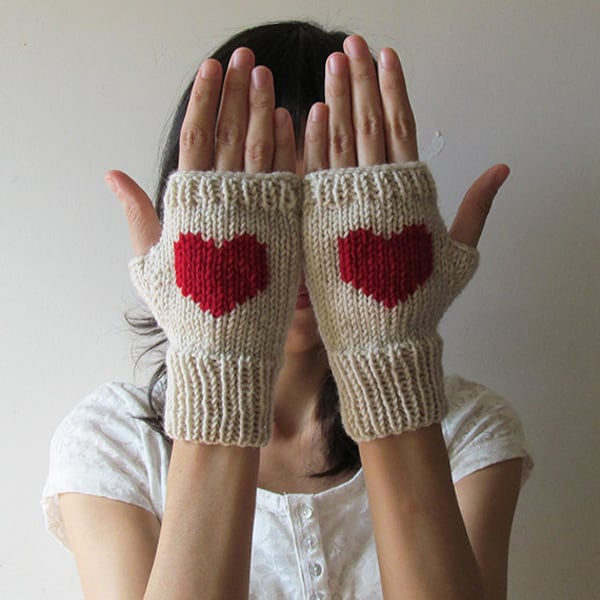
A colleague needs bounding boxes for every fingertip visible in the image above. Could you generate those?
[104,171,120,195]
[303,103,329,174]
[309,102,328,122]
[229,47,255,70]
[273,107,294,150]
[378,47,400,70]
[104,170,135,204]
[492,164,510,190]
[251,65,272,89]
[272,108,296,173]
[200,58,222,79]
[274,106,290,127]
[343,34,368,59]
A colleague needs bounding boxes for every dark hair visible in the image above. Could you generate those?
[127,20,361,479]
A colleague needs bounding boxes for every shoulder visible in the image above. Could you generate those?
[50,382,163,464]
[42,378,170,549]
[58,378,165,425]
[46,377,168,473]
[441,374,534,488]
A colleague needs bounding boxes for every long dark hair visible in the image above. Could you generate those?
[127,20,361,479]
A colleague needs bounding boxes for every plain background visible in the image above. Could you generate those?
[2,1,598,598]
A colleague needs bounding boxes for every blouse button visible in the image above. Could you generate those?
[309,593,324,600]
[300,505,313,519]
[309,562,322,577]
[305,534,317,549]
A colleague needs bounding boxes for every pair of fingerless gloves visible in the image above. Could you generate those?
[129,163,479,447]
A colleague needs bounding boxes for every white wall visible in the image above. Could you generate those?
[2,1,598,597]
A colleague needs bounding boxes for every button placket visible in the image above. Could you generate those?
[286,496,331,599]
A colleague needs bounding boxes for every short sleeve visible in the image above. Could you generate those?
[41,381,169,550]
[442,375,535,489]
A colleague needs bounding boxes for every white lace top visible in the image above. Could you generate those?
[41,374,534,599]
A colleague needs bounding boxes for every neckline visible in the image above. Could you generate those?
[256,466,365,515]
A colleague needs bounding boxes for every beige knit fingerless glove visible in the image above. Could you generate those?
[303,162,479,442]
[129,171,302,447]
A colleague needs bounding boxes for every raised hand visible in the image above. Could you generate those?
[303,34,509,249]
[107,48,303,446]
[105,48,296,258]
[300,34,502,442]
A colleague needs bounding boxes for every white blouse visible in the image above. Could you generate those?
[41,374,534,599]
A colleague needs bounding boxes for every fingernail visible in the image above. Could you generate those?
[379,48,399,70]
[274,108,288,127]
[344,35,366,59]
[104,174,119,194]
[231,48,249,69]
[310,103,327,122]
[493,165,510,189]
[252,66,269,88]
[328,54,346,75]
[201,59,219,78]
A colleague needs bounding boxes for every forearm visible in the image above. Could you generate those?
[359,424,484,600]
[144,440,260,600]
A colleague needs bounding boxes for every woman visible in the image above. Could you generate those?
[42,21,534,599]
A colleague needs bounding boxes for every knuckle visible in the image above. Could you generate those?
[325,81,347,99]
[380,72,403,93]
[330,131,353,156]
[216,123,243,146]
[245,140,271,164]
[389,115,416,142]
[352,67,377,85]
[191,79,216,104]
[180,125,211,151]
[223,77,245,96]
[304,126,322,145]
[250,93,273,111]
[357,113,383,138]
[124,200,144,229]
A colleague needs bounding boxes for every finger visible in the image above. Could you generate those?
[377,47,418,163]
[449,164,510,248]
[214,47,255,171]
[178,59,222,171]
[303,103,329,174]
[343,35,385,166]
[244,66,275,173]
[272,108,296,173]
[325,52,356,168]
[105,170,162,257]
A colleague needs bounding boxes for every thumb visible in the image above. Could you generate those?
[105,170,162,256]
[448,164,510,248]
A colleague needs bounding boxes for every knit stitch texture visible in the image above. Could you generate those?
[302,161,479,442]
[129,170,303,446]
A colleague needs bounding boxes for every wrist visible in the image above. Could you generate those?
[164,348,280,446]
[330,333,447,442]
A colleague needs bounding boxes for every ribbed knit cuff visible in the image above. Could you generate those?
[329,334,448,442]
[164,348,280,447]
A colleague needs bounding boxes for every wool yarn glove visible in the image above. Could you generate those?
[129,171,302,447]
[302,162,479,442]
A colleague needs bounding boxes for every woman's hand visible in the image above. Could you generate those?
[105,48,296,256]
[303,34,510,249]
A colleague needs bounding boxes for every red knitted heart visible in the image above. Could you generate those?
[338,224,433,308]
[174,232,268,317]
